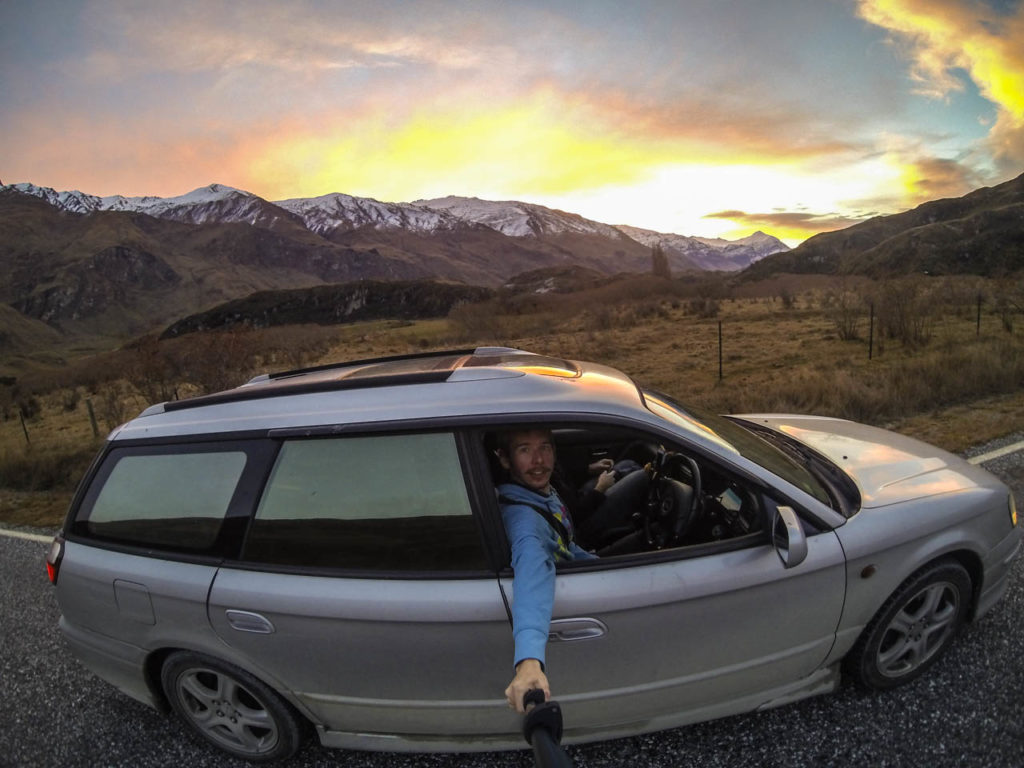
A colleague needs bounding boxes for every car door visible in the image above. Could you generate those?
[493,428,847,734]
[207,431,517,742]
[503,521,846,733]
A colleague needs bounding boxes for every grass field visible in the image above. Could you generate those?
[2,274,1022,529]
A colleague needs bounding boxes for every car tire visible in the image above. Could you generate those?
[845,559,972,690]
[161,651,306,762]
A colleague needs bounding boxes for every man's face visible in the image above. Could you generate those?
[500,430,555,493]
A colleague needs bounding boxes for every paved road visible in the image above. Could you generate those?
[2,439,1022,768]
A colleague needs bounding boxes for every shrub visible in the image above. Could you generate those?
[688,298,720,318]
[17,395,41,421]
[822,282,866,341]
[0,443,99,492]
[874,277,935,347]
[447,299,512,342]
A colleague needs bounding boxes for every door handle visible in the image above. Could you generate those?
[548,617,607,642]
[225,609,275,634]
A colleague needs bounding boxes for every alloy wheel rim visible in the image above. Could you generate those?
[176,666,280,754]
[876,580,960,678]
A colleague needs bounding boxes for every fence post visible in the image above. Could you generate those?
[868,303,875,360]
[19,408,30,447]
[86,397,100,438]
[718,321,723,381]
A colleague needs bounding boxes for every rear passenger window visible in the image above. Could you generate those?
[72,446,250,552]
[244,432,487,572]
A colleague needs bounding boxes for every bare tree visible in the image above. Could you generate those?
[651,244,671,279]
[823,279,866,340]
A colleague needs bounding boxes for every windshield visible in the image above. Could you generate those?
[642,390,832,506]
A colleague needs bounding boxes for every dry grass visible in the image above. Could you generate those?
[2,274,1021,530]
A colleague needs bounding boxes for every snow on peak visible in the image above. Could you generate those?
[5,182,103,214]
[616,224,789,271]
[174,183,249,204]
[414,196,625,239]
[275,192,460,234]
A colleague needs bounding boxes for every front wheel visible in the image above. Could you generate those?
[845,560,971,690]
[161,651,305,762]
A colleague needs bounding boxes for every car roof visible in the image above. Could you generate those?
[113,347,662,441]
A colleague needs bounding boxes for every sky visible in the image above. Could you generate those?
[1,0,1023,246]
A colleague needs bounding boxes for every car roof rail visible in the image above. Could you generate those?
[160,346,534,413]
[255,347,480,383]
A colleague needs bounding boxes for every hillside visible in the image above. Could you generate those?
[162,280,494,337]
[744,171,1024,278]
[0,189,408,341]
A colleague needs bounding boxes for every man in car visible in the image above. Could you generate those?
[495,427,602,713]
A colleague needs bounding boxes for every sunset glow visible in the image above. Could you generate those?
[2,0,1022,245]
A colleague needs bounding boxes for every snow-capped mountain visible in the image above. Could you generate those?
[6,183,107,215]
[618,225,788,271]
[275,192,463,235]
[414,196,630,240]
[5,181,785,271]
[8,182,305,230]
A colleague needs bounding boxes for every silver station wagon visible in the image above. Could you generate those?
[47,348,1021,762]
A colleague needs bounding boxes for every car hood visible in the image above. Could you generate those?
[733,414,992,509]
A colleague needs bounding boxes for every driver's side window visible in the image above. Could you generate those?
[488,424,767,562]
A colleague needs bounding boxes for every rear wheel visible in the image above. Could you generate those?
[161,651,305,762]
[845,560,971,690]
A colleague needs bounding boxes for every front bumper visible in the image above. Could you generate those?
[976,524,1023,620]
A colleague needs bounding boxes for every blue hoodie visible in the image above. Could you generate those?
[498,482,597,668]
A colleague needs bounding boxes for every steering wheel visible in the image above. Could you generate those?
[644,450,702,549]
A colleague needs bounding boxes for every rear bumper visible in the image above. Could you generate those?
[59,616,163,710]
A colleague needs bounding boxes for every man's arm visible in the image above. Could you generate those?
[501,504,559,711]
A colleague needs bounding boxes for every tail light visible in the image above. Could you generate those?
[46,535,65,585]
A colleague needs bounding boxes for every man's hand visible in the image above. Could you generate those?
[594,468,616,494]
[505,658,550,713]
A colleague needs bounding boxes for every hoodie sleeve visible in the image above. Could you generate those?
[501,502,560,669]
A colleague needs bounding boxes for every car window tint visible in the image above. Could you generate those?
[79,450,247,550]
[244,432,487,571]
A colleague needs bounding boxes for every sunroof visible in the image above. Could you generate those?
[266,348,474,380]
[462,353,579,377]
[342,353,468,379]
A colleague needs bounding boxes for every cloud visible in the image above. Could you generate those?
[559,89,868,165]
[855,0,1024,173]
[900,154,988,199]
[703,209,869,241]
[65,0,875,169]
[75,0,529,81]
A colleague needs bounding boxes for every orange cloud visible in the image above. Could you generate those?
[897,155,988,202]
[704,209,867,243]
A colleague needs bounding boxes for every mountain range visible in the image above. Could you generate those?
[6,181,787,273]
[0,181,787,361]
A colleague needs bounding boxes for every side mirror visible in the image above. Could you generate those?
[772,506,807,569]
